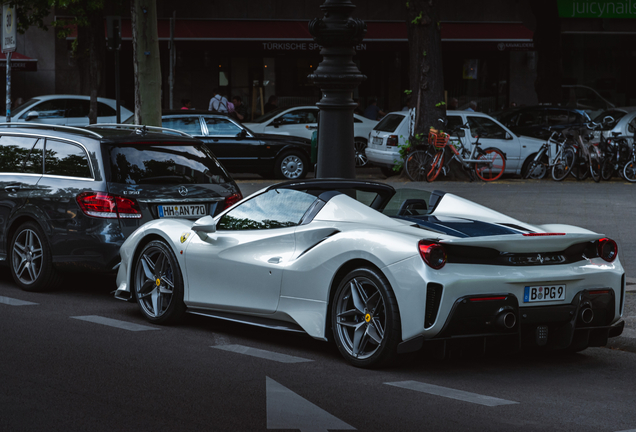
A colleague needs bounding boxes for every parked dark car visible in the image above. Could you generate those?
[160,111,313,180]
[0,123,241,292]
[496,106,590,140]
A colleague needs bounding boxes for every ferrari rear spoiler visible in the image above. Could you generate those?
[439,233,603,253]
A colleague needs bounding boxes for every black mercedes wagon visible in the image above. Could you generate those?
[0,123,242,291]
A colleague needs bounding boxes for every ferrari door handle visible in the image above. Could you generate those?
[4,184,21,192]
[267,257,282,264]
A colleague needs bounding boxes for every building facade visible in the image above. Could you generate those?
[4,0,633,119]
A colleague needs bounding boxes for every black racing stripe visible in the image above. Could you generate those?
[445,241,599,266]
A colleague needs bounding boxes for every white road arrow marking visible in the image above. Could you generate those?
[266,377,355,432]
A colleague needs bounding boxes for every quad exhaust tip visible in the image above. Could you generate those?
[580,307,594,324]
[496,311,517,329]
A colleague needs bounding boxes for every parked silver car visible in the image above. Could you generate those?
[10,95,133,125]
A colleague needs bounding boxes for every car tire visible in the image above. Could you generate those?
[331,267,401,368]
[354,138,369,167]
[9,221,61,292]
[133,240,186,325]
[275,151,308,180]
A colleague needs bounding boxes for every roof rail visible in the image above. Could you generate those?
[88,123,193,138]
[0,122,104,139]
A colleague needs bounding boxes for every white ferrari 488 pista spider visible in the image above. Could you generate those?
[114,179,625,367]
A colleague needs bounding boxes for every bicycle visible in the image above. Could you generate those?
[425,126,506,182]
[623,144,636,182]
[566,123,602,182]
[523,128,576,181]
[600,132,631,181]
[404,144,437,182]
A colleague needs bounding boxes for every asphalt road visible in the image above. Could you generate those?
[1,170,635,432]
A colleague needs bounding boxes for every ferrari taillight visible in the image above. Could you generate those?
[419,240,446,269]
[597,238,618,262]
[223,192,243,210]
[76,192,142,219]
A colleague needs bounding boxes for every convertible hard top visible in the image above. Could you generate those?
[267,178,446,212]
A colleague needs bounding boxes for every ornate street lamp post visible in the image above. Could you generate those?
[309,0,366,179]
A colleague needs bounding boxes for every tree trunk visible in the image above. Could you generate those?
[130,0,162,126]
[76,3,105,124]
[406,0,445,138]
[531,0,562,104]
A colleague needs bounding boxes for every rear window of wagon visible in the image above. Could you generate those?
[107,144,231,185]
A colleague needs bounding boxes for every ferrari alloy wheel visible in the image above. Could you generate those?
[134,240,186,324]
[275,151,307,180]
[332,268,401,368]
[354,139,369,167]
[10,222,61,292]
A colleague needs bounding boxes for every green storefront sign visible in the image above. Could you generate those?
[558,0,636,18]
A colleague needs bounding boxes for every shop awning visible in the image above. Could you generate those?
[112,19,533,44]
[0,52,38,71]
[68,19,533,52]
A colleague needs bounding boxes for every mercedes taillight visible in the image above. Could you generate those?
[76,192,142,219]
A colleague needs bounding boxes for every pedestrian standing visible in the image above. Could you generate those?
[208,89,229,113]
[264,95,278,113]
[180,99,191,110]
[363,99,385,120]
[232,96,248,121]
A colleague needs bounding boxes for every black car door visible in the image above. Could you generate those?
[0,135,43,259]
[202,117,264,171]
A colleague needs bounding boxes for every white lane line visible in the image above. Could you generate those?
[211,344,313,363]
[385,380,519,407]
[70,315,159,331]
[267,377,355,432]
[0,296,38,306]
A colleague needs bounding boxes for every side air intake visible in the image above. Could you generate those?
[425,283,443,328]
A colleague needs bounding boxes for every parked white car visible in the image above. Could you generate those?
[10,95,133,125]
[244,106,378,166]
[366,110,544,177]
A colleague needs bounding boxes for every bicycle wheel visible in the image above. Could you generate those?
[524,160,547,180]
[623,161,636,182]
[426,149,444,182]
[405,150,431,182]
[474,148,505,181]
[551,146,576,181]
[572,152,589,181]
[588,146,601,183]
[601,156,615,181]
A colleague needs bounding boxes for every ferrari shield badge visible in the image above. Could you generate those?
[180,232,191,243]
